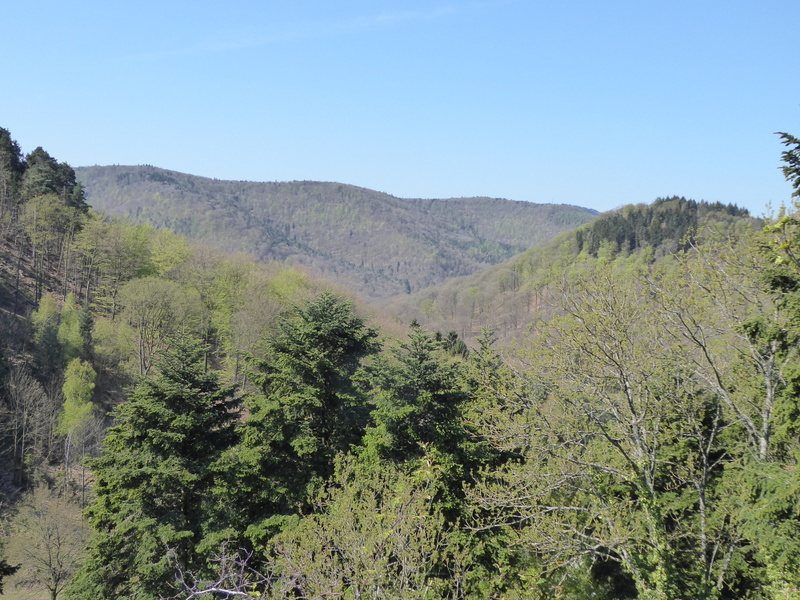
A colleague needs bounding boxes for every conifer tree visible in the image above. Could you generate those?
[69,337,239,600]
[78,301,93,360]
[225,291,379,545]
[366,325,471,469]
[21,147,87,210]
[0,127,24,214]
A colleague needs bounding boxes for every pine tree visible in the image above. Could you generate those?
[68,337,240,600]
[21,146,87,211]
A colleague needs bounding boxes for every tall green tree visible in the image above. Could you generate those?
[31,293,63,383]
[0,561,19,596]
[0,127,24,216]
[69,337,240,600]
[57,293,83,363]
[471,257,742,600]
[58,358,96,492]
[361,326,511,597]
[265,458,451,600]
[225,291,379,546]
[73,218,153,315]
[364,325,477,504]
[21,147,87,211]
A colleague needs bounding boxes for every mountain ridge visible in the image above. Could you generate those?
[75,165,598,301]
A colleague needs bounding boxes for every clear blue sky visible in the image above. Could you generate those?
[3,0,799,214]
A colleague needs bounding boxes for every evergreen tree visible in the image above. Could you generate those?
[0,560,19,595]
[0,127,24,212]
[68,337,240,600]
[365,325,473,478]
[78,301,93,360]
[21,147,87,211]
[225,291,379,545]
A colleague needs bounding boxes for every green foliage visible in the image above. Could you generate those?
[59,359,95,437]
[148,227,191,276]
[75,165,597,300]
[225,292,379,544]
[366,326,471,472]
[69,337,240,600]
[58,293,83,363]
[74,217,156,317]
[264,458,451,599]
[0,560,19,596]
[575,196,749,257]
[118,277,202,375]
[22,147,87,211]
[5,126,800,600]
[0,127,25,211]
[777,132,800,199]
[31,293,64,382]
[21,194,82,258]
[78,301,93,360]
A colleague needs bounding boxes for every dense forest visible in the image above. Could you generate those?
[75,165,597,301]
[385,195,758,343]
[2,126,800,600]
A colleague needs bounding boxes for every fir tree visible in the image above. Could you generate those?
[68,336,240,600]
[225,291,379,545]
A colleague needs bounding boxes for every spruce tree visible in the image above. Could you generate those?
[68,336,239,600]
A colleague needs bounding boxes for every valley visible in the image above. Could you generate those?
[2,125,799,600]
[75,165,597,301]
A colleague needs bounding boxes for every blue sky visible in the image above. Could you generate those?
[2,1,799,214]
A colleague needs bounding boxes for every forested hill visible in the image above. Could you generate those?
[575,196,750,255]
[386,196,754,339]
[75,165,597,301]
[9,125,800,599]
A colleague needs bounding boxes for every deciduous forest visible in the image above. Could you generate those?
[2,125,800,600]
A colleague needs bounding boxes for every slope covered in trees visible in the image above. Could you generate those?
[386,196,754,342]
[75,165,597,301]
[4,125,800,600]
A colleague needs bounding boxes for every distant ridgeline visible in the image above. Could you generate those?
[575,196,750,256]
[75,165,599,301]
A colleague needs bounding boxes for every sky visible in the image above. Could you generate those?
[2,1,799,215]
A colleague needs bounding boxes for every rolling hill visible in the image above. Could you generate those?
[384,196,754,341]
[75,165,597,301]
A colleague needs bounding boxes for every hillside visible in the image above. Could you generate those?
[75,165,597,301]
[8,125,800,599]
[386,196,755,340]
